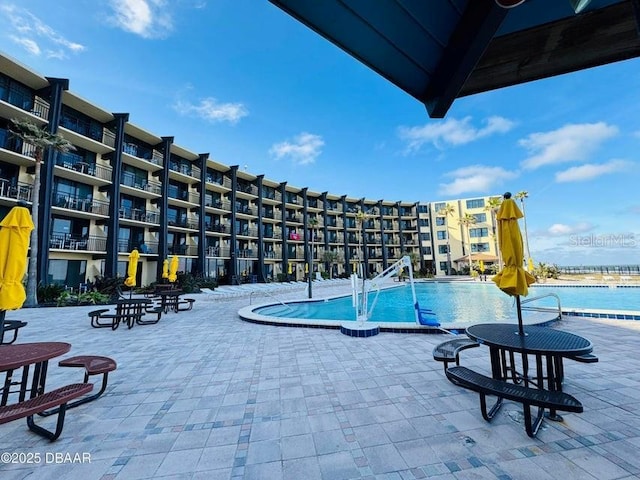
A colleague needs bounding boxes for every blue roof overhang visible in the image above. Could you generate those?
[268,0,640,117]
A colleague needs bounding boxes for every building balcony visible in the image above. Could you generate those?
[119,207,160,224]
[50,233,107,252]
[0,178,32,203]
[52,194,109,216]
[168,244,198,256]
[168,218,199,230]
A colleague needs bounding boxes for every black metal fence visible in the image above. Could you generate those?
[559,265,640,275]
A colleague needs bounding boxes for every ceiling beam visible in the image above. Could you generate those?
[461,0,640,97]
[422,0,508,118]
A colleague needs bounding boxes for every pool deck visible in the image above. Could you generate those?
[2,281,640,480]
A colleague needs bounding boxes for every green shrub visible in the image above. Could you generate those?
[38,283,65,304]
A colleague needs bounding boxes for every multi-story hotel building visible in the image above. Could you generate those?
[0,53,498,288]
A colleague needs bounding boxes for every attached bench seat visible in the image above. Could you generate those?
[446,366,583,437]
[177,298,195,311]
[571,353,599,363]
[40,356,117,416]
[0,383,93,441]
[1,320,28,345]
[432,337,480,370]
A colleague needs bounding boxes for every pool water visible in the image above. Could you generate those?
[255,283,640,325]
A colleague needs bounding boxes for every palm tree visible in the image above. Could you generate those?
[9,118,75,307]
[438,204,456,275]
[307,216,319,298]
[515,191,531,262]
[484,196,503,269]
[458,213,477,275]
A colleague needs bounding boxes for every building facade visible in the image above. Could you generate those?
[0,53,498,287]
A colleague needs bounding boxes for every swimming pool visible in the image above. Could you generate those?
[250,282,640,326]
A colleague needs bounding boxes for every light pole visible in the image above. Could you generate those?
[307,217,318,298]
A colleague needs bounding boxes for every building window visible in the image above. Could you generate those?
[417,205,429,213]
[434,202,446,212]
[420,232,431,241]
[435,217,445,226]
[439,261,448,271]
[438,245,449,254]
[472,213,487,223]
[469,228,489,238]
[418,218,429,227]
[437,231,447,240]
[422,246,432,255]
[471,243,490,252]
[47,259,87,287]
[466,198,485,209]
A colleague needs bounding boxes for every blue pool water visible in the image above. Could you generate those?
[255,283,640,325]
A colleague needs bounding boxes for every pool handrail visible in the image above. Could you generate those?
[521,293,562,320]
[249,289,295,313]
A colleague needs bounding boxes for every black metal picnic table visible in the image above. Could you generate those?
[466,323,593,420]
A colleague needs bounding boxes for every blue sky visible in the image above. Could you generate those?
[1,0,639,266]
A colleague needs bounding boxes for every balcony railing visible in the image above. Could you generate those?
[50,233,107,252]
[102,129,116,148]
[168,244,198,256]
[236,204,254,215]
[119,207,160,224]
[206,199,231,210]
[206,175,232,188]
[56,154,112,181]
[235,227,258,237]
[169,163,201,179]
[52,194,109,215]
[168,191,200,204]
[0,178,32,202]
[238,183,258,195]
[121,174,162,194]
[168,218,199,229]
[123,143,163,166]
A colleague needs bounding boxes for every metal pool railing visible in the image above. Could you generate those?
[521,293,563,320]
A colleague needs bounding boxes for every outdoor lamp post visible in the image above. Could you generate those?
[308,217,318,298]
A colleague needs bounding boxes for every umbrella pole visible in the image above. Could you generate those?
[0,310,5,343]
[516,295,525,336]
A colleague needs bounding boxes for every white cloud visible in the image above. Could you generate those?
[438,165,517,196]
[108,0,173,39]
[173,98,248,124]
[398,115,515,152]
[269,133,324,166]
[545,222,594,236]
[555,159,633,183]
[1,4,86,58]
[519,122,618,170]
[8,35,40,55]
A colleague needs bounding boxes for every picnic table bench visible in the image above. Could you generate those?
[432,337,479,371]
[446,366,583,437]
[0,383,93,441]
[89,299,162,330]
[1,320,28,345]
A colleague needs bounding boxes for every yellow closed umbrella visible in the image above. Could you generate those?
[124,249,139,298]
[0,206,34,309]
[162,259,169,280]
[168,255,179,283]
[288,263,293,275]
[528,257,535,273]
[479,259,485,273]
[0,206,34,341]
[492,193,536,335]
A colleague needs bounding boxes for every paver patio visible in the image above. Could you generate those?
[1,281,639,480]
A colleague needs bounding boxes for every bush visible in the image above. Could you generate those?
[38,283,65,304]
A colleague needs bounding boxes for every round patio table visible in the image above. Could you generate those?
[466,324,593,420]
